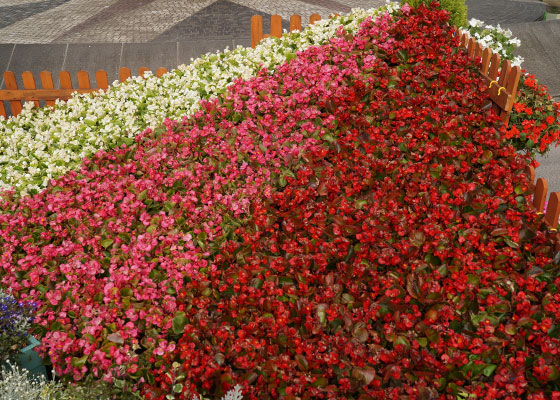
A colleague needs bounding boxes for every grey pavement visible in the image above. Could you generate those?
[1,0,560,193]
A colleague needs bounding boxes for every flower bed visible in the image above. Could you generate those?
[140,7,560,400]
[0,5,400,198]
[1,3,559,399]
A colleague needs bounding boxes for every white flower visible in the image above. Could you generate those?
[468,18,484,28]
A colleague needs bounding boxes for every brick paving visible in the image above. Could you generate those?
[0,0,387,43]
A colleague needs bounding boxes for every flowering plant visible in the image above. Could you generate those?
[0,288,36,362]
[507,73,560,156]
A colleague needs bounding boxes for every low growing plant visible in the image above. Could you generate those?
[507,73,560,156]
[0,288,36,362]
[0,360,60,400]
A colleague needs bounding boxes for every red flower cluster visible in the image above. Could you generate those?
[507,73,560,155]
[141,5,560,400]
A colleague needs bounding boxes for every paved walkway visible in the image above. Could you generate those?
[1,0,560,191]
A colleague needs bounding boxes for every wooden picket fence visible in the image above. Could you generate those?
[451,26,521,125]
[526,165,560,249]
[0,67,169,119]
[250,13,325,49]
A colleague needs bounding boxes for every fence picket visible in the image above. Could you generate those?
[138,67,150,78]
[96,70,109,90]
[40,71,56,107]
[156,67,168,78]
[4,71,22,116]
[481,48,492,75]
[59,71,73,91]
[77,70,91,90]
[467,37,475,58]
[534,178,548,213]
[309,14,321,25]
[474,42,482,60]
[22,71,39,108]
[545,192,560,229]
[501,65,521,124]
[290,15,301,32]
[271,15,282,38]
[251,15,263,49]
[119,67,131,82]
[488,53,500,81]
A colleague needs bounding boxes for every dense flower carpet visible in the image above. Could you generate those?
[1,2,560,399]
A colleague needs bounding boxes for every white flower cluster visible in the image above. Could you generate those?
[0,361,60,400]
[467,18,524,67]
[0,4,401,197]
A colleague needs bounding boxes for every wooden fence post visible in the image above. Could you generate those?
[545,192,560,229]
[96,70,109,90]
[119,67,132,82]
[270,15,282,38]
[40,71,56,107]
[22,71,39,108]
[5,71,22,116]
[251,15,263,49]
[309,14,321,25]
[290,15,302,32]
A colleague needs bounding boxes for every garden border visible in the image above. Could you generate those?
[0,67,169,119]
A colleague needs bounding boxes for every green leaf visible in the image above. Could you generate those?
[71,355,88,367]
[101,239,113,249]
[172,311,188,335]
[173,383,183,393]
[483,364,497,377]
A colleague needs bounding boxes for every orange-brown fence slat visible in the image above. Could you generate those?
[138,67,150,78]
[77,70,91,90]
[22,71,39,108]
[492,59,511,115]
[156,67,168,78]
[460,32,468,47]
[481,48,492,75]
[545,192,560,228]
[59,71,73,91]
[309,14,321,25]
[40,71,56,107]
[4,71,22,116]
[488,53,500,81]
[474,42,482,60]
[527,165,536,186]
[251,15,263,48]
[467,37,475,59]
[290,14,302,32]
[119,67,131,82]
[534,178,548,213]
[95,70,109,90]
[270,15,282,38]
[501,65,521,124]
[0,101,6,119]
